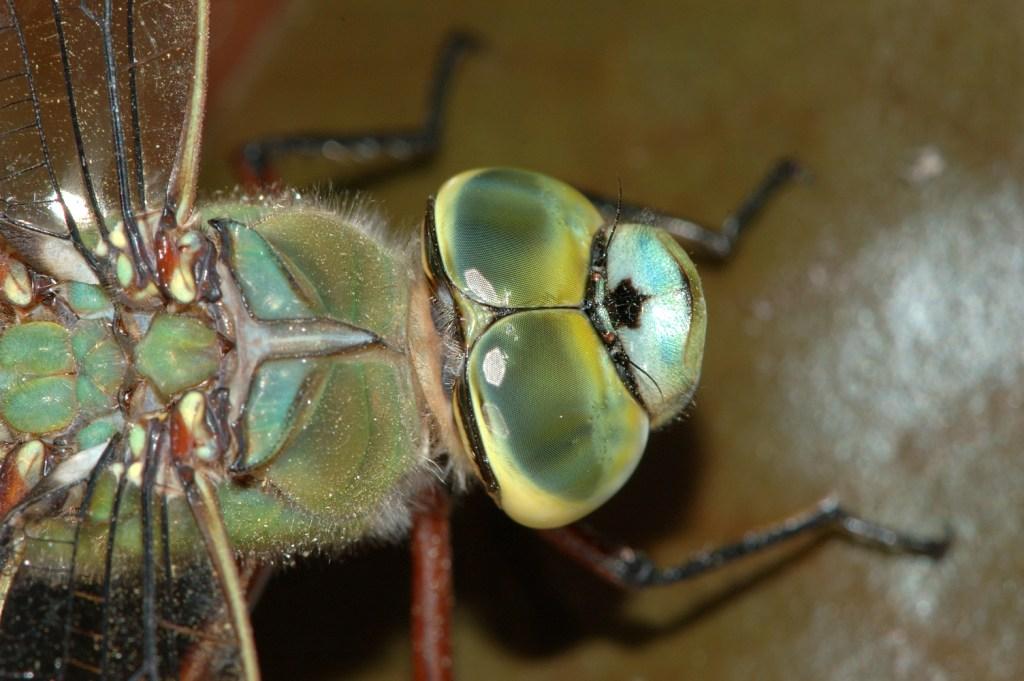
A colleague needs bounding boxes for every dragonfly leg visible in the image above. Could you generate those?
[538,497,951,589]
[237,32,480,188]
[410,484,454,681]
[585,158,803,261]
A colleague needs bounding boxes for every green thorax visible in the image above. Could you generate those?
[0,282,224,452]
[8,199,428,573]
[197,200,425,552]
[0,287,127,440]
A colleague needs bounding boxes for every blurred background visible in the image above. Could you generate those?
[201,2,1024,679]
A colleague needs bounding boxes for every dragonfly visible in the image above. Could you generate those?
[0,1,950,679]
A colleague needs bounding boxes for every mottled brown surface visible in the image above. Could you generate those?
[202,2,1024,679]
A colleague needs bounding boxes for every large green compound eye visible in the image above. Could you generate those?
[459,309,649,528]
[433,168,604,308]
[605,224,706,427]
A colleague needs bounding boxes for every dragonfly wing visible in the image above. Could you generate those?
[0,0,208,293]
[0,433,253,680]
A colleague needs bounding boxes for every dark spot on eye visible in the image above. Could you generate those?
[607,278,648,329]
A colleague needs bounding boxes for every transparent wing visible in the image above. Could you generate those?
[0,1,253,676]
[0,434,252,680]
[0,0,207,291]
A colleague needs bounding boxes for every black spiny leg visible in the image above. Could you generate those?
[586,158,803,260]
[237,31,480,188]
[539,497,950,589]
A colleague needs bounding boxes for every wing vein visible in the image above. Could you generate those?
[0,160,44,182]
[125,0,148,217]
[97,451,129,677]
[137,424,161,679]
[96,0,154,287]
[58,438,119,681]
[15,0,106,277]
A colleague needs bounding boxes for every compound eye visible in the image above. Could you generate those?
[605,224,706,428]
[458,309,649,528]
[433,168,603,308]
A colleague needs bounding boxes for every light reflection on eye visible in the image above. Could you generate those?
[481,402,509,438]
[482,347,507,387]
[464,267,504,305]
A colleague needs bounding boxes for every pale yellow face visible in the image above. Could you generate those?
[429,168,706,528]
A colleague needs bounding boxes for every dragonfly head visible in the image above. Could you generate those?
[426,168,706,529]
